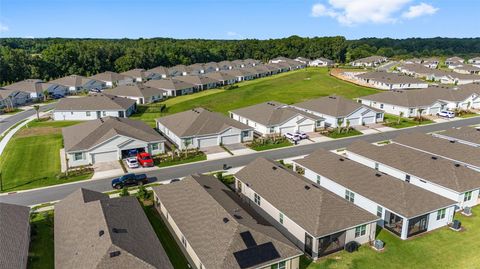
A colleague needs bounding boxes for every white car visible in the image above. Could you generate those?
[284,132,300,141]
[295,131,309,139]
[125,157,139,168]
[437,110,455,118]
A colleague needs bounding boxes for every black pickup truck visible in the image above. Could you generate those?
[111,173,148,189]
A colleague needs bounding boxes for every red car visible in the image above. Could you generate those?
[137,152,154,167]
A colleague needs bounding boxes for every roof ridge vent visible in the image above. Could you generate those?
[431,156,438,160]
[339,158,344,161]
[375,173,382,177]
[304,185,311,190]
[454,163,461,167]
[272,166,277,170]
[223,217,229,223]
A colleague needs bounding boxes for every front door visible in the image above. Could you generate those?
[305,233,313,257]
[118,111,125,118]
[96,111,101,119]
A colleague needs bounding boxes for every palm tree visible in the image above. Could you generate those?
[336,118,344,134]
[345,119,351,133]
[170,144,177,160]
[417,109,425,123]
[33,105,40,120]
[42,90,49,102]
[398,112,404,125]
[183,139,191,158]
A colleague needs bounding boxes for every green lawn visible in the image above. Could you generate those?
[0,120,90,192]
[131,68,380,126]
[143,206,190,268]
[326,128,362,139]
[28,211,54,269]
[157,153,207,168]
[458,113,480,118]
[383,114,434,129]
[2,108,23,115]
[249,139,293,151]
[304,206,480,269]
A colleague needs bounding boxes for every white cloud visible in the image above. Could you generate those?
[227,31,244,39]
[0,23,9,33]
[402,3,438,19]
[311,0,422,25]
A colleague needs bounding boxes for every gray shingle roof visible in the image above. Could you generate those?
[0,203,30,269]
[356,71,426,84]
[62,116,164,152]
[351,56,387,64]
[204,72,237,82]
[89,71,132,82]
[231,101,323,126]
[152,175,302,269]
[55,94,136,111]
[296,148,456,218]
[120,68,154,79]
[393,132,480,169]
[144,78,194,90]
[55,188,173,269]
[50,75,98,88]
[294,95,379,117]
[147,66,168,76]
[156,108,252,138]
[174,75,218,86]
[3,79,43,94]
[103,84,166,99]
[235,158,378,237]
[437,126,480,145]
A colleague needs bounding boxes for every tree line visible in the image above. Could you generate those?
[1,36,479,85]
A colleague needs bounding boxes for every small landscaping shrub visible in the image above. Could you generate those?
[119,187,129,197]
[224,84,239,90]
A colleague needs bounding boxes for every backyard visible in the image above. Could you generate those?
[131,68,380,127]
[0,119,92,192]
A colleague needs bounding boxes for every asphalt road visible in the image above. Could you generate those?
[0,103,57,134]
[2,116,480,206]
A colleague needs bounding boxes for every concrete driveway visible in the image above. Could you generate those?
[202,146,232,160]
[92,161,124,179]
[224,143,256,155]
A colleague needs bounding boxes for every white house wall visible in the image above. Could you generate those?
[54,110,126,121]
[230,113,317,136]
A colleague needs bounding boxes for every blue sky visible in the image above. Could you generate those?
[0,0,478,39]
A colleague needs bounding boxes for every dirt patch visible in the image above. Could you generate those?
[16,126,61,137]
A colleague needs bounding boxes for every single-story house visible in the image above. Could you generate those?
[433,126,480,148]
[147,66,168,79]
[53,94,136,121]
[50,75,105,93]
[224,69,255,82]
[89,71,134,88]
[422,58,439,69]
[121,68,159,82]
[175,75,218,91]
[0,89,31,107]
[294,148,456,240]
[234,157,379,260]
[186,63,205,75]
[3,79,44,99]
[203,62,220,73]
[103,84,166,104]
[40,82,69,96]
[350,56,388,67]
[55,188,173,269]
[345,140,480,210]
[294,57,311,65]
[244,58,261,67]
[468,57,480,66]
[204,72,237,85]
[167,65,188,77]
[393,132,480,172]
[250,65,272,78]
[217,61,233,71]
[145,78,195,97]
[230,101,324,136]
[354,71,429,90]
[292,95,384,127]
[62,117,165,167]
[0,202,30,269]
[269,56,292,64]
[231,59,246,69]
[453,64,480,75]
[156,107,253,149]
[310,57,334,67]
[153,174,303,269]
[446,57,464,65]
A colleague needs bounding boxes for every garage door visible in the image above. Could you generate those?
[473,101,480,108]
[347,118,360,126]
[298,124,313,133]
[362,116,375,125]
[429,107,440,115]
[91,151,117,164]
[221,135,240,145]
[198,137,218,148]
[279,126,296,134]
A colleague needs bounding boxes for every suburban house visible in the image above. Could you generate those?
[393,132,480,171]
[294,57,311,65]
[175,75,219,90]
[294,148,456,240]
[3,79,45,99]
[217,60,233,70]
[203,62,220,73]
[269,56,291,64]
[55,188,173,269]
[145,78,195,97]
[446,57,464,66]
[89,71,134,88]
[453,64,480,75]
[422,58,439,69]
[230,101,324,136]
[0,89,31,107]
[147,66,169,79]
[53,94,136,121]
[292,95,384,127]
[50,75,105,93]
[186,63,205,75]
[103,84,166,104]
[40,82,69,96]
[234,157,378,260]
[397,63,480,85]
[152,174,303,269]
[121,68,159,82]
[350,56,388,67]
[468,57,480,65]
[433,126,480,148]
[0,203,30,269]
[231,59,246,69]
[168,65,188,77]
[62,117,165,166]
[156,108,253,149]
[310,57,334,67]
[357,86,480,117]
[204,72,237,85]
[345,140,480,210]
[354,71,429,90]
[225,69,256,82]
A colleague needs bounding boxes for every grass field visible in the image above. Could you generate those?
[326,128,363,139]
[28,211,54,269]
[383,114,434,129]
[0,120,91,192]
[131,68,380,126]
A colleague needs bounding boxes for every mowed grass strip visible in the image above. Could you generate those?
[28,211,54,269]
[132,68,380,126]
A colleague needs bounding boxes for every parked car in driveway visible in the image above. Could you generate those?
[111,173,148,189]
[137,152,154,167]
[295,130,309,139]
[437,110,455,118]
[125,157,139,168]
[284,132,300,141]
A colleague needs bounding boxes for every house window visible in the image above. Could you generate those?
[269,127,275,133]
[271,261,286,269]
[102,111,106,116]
[374,162,379,170]
[316,175,321,185]
[73,152,83,161]
[345,190,355,203]
[355,225,367,238]
[410,108,414,114]
[181,235,187,248]
[464,191,473,202]
[380,104,384,109]
[241,131,250,138]
[254,193,261,206]
[405,174,411,182]
[151,143,159,150]
[316,120,322,127]
[377,206,383,218]
[86,111,91,116]
[279,212,284,225]
[437,208,446,220]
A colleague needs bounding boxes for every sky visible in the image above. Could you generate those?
[0,0,478,39]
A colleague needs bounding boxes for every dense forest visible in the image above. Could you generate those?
[1,36,479,85]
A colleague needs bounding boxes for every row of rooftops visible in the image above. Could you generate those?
[355,71,427,85]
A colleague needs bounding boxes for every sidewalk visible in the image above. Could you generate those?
[0,112,48,156]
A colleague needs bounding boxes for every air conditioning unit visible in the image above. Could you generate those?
[451,220,462,231]
[463,207,472,216]
[373,239,385,250]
